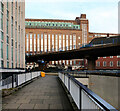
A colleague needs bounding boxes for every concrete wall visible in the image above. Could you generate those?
[88,75,119,110]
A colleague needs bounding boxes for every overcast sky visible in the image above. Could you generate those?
[25,0,119,33]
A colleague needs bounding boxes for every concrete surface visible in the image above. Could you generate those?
[2,75,73,110]
[89,75,119,110]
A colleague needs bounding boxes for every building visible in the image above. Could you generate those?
[25,14,120,70]
[0,0,25,74]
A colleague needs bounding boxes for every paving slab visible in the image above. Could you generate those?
[2,75,73,110]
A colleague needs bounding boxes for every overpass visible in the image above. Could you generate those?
[26,44,120,70]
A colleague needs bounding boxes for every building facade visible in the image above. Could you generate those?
[25,14,120,70]
[0,0,25,71]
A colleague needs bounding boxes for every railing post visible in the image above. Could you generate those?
[79,86,82,110]
[68,76,70,92]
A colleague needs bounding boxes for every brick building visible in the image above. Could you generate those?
[25,14,120,70]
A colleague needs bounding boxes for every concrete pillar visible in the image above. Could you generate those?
[87,57,97,70]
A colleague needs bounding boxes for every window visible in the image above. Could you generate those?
[117,61,120,67]
[103,61,106,67]
[1,60,4,68]
[59,34,61,51]
[66,35,68,50]
[41,34,43,52]
[96,61,100,67]
[7,44,9,60]
[44,34,47,52]
[74,60,76,65]
[11,47,13,61]
[37,34,40,51]
[48,34,50,51]
[7,61,9,68]
[103,57,106,58]
[63,35,65,51]
[34,34,36,51]
[1,13,3,30]
[1,31,4,40]
[70,35,72,50]
[52,34,54,51]
[117,55,120,58]
[110,56,113,58]
[30,34,32,51]
[110,61,113,67]
[73,35,76,49]
[7,36,9,44]
[1,42,3,59]
[1,2,4,12]
[70,61,72,65]
[7,19,9,34]
[56,35,58,51]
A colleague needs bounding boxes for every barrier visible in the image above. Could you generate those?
[59,72,117,110]
[0,71,41,90]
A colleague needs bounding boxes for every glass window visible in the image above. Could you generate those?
[7,36,9,44]
[41,34,43,52]
[110,56,113,58]
[103,61,106,67]
[37,34,40,51]
[110,61,113,67]
[1,42,3,59]
[96,61,100,67]
[70,35,72,50]
[117,61,120,67]
[11,47,13,61]
[30,34,32,51]
[44,34,47,52]
[48,34,50,51]
[1,31,4,40]
[117,55,120,58]
[7,19,9,34]
[52,34,54,51]
[34,34,36,51]
[63,35,65,51]
[1,2,4,12]
[1,60,4,68]
[7,61,9,68]
[56,35,58,51]
[7,45,9,60]
[1,13,3,30]
[66,35,68,50]
[59,34,61,51]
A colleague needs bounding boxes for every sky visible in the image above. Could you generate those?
[25,0,119,33]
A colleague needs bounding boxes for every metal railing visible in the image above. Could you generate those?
[61,70,120,77]
[59,72,117,110]
[0,71,41,90]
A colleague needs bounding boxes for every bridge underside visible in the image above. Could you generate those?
[26,44,120,70]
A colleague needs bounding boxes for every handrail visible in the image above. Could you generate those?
[61,70,120,77]
[59,72,117,110]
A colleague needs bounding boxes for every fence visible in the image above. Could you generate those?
[0,71,41,90]
[59,72,117,110]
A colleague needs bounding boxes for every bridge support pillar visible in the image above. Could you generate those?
[87,57,97,70]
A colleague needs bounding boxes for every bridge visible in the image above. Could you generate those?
[26,44,120,70]
[1,71,118,110]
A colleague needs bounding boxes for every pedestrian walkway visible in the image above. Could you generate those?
[2,75,73,110]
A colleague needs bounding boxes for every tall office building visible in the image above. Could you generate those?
[25,14,120,70]
[0,0,25,72]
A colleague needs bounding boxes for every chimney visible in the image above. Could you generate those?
[80,14,86,19]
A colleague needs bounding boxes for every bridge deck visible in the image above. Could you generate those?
[2,75,73,110]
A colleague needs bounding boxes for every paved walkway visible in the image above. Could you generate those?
[2,75,73,110]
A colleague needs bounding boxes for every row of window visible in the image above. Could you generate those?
[26,34,77,52]
[99,56,120,59]
[96,61,120,67]
[26,21,80,29]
